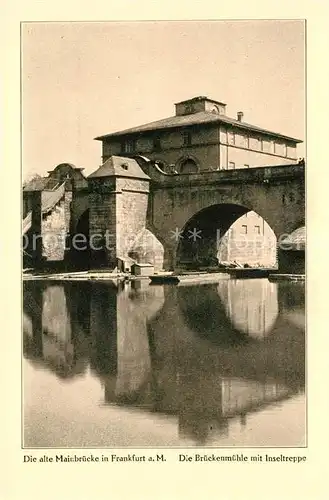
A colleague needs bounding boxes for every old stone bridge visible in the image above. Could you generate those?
[145,160,305,269]
[23,158,305,271]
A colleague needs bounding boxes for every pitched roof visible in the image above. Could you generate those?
[41,183,66,213]
[95,111,302,143]
[88,155,150,180]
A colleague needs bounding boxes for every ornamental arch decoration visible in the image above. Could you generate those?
[177,155,200,174]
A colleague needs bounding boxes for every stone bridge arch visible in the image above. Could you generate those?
[148,166,305,269]
[175,202,278,268]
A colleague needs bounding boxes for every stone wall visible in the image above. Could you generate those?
[116,178,149,259]
[89,191,117,266]
[41,192,72,262]
[24,191,42,264]
[64,191,72,232]
[41,201,66,261]
[88,176,153,268]
[102,124,297,173]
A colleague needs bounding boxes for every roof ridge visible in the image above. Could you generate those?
[95,110,302,143]
[88,155,150,180]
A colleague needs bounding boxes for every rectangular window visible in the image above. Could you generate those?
[122,140,135,154]
[274,141,285,155]
[254,225,261,235]
[228,161,235,170]
[228,131,235,145]
[262,139,271,152]
[183,130,192,146]
[287,144,296,158]
[153,136,161,151]
[241,225,248,234]
[249,137,260,150]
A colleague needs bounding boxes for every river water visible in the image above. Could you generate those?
[23,278,305,448]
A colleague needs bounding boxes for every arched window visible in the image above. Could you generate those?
[180,158,198,174]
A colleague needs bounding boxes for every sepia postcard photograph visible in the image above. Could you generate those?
[21,19,307,451]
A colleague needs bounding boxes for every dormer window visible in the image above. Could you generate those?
[122,139,135,154]
[183,130,192,146]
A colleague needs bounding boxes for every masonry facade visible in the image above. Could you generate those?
[96,96,302,267]
[87,156,159,268]
[23,164,89,266]
[23,96,304,272]
[97,96,300,174]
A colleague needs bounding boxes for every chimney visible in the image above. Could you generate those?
[237,111,244,122]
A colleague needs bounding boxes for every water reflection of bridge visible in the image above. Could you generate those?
[23,278,305,444]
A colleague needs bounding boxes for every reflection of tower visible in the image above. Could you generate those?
[65,282,92,372]
[23,282,91,377]
[217,279,278,338]
[23,282,43,358]
[89,282,118,377]
[93,281,165,404]
[116,284,152,396]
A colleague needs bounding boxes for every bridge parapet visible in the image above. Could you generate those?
[149,163,305,188]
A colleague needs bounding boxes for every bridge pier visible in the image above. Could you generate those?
[88,157,166,270]
[277,248,305,274]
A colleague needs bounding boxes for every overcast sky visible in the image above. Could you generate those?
[22,20,305,178]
